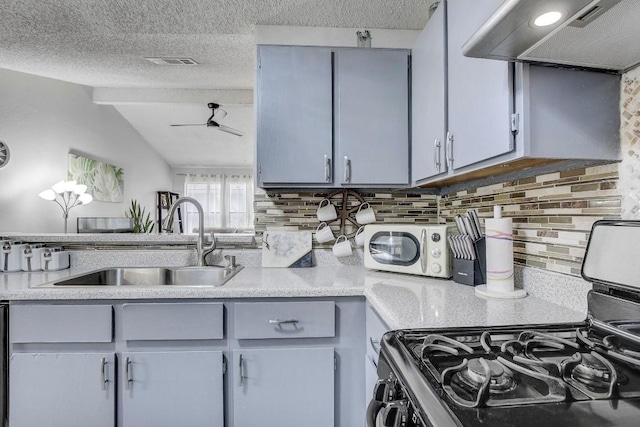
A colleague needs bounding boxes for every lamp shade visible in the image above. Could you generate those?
[38,189,56,200]
[73,184,87,195]
[51,181,66,193]
[78,193,93,205]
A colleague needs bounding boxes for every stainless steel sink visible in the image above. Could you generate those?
[42,265,243,287]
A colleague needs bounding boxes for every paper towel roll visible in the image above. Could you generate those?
[485,206,514,293]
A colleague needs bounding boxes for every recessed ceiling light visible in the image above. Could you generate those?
[533,11,563,27]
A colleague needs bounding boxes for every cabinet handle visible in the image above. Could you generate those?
[269,319,300,325]
[100,357,108,391]
[433,139,441,172]
[238,354,245,387]
[446,132,454,169]
[344,156,351,183]
[369,337,381,354]
[324,155,331,182]
[125,357,132,390]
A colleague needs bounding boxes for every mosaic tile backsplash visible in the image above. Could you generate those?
[621,67,640,219]
[254,190,440,249]
[440,163,620,276]
[255,163,621,277]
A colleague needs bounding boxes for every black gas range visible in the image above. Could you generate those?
[367,221,640,427]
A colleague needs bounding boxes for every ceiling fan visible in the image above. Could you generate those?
[170,103,244,136]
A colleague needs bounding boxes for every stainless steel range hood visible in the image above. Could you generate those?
[462,0,640,72]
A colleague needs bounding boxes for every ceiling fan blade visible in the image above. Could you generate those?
[170,123,207,127]
[217,124,244,136]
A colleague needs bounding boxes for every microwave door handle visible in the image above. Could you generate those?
[420,229,427,274]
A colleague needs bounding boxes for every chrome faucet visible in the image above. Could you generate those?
[163,197,215,267]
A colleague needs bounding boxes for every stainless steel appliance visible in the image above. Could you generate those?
[462,0,640,72]
[364,225,452,279]
[367,220,640,426]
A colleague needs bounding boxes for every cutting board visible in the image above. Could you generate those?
[261,231,313,268]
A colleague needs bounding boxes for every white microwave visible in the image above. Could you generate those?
[363,224,452,278]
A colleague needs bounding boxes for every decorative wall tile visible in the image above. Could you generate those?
[621,67,640,219]
[440,163,621,277]
[254,191,440,249]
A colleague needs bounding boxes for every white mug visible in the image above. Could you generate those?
[317,199,338,221]
[315,222,335,243]
[356,202,376,224]
[354,226,366,247]
[332,235,353,257]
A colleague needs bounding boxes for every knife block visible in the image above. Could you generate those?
[452,238,486,286]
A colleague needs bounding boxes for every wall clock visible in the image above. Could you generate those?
[0,141,9,168]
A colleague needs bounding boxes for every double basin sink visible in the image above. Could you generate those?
[39,265,243,288]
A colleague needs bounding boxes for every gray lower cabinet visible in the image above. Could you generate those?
[364,303,390,407]
[122,351,224,427]
[10,352,116,427]
[232,347,335,427]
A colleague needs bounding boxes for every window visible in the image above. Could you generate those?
[183,173,253,233]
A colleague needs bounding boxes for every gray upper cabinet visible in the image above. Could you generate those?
[257,45,410,188]
[336,49,409,186]
[257,46,333,186]
[447,0,514,171]
[411,1,448,184]
[411,0,620,187]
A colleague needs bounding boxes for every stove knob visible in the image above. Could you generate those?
[431,263,442,274]
[431,248,441,258]
[381,400,409,427]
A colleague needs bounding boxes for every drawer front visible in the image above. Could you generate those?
[10,304,113,343]
[233,301,335,339]
[366,303,389,363]
[122,302,223,341]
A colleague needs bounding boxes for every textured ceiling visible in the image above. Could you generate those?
[0,0,434,167]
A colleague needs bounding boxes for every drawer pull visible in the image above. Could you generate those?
[268,319,299,325]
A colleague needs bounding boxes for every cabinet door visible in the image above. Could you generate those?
[336,49,409,185]
[257,46,333,186]
[233,347,335,427]
[447,0,514,170]
[10,353,115,427]
[122,351,224,427]
[411,2,448,183]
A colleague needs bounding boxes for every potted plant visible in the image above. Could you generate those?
[126,199,154,233]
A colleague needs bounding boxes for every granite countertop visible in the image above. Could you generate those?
[0,266,586,330]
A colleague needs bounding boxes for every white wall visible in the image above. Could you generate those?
[0,69,172,233]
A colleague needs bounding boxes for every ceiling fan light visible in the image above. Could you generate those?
[212,109,227,121]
